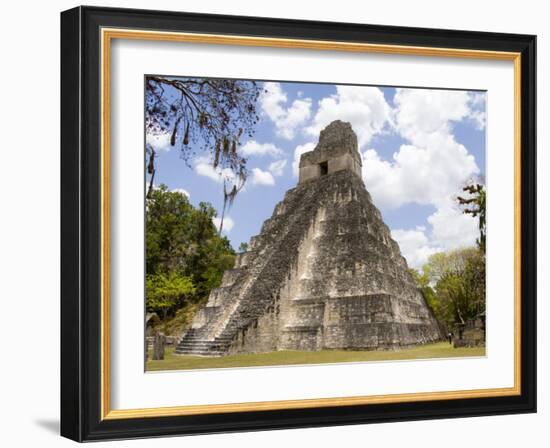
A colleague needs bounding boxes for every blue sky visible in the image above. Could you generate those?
[146,80,486,268]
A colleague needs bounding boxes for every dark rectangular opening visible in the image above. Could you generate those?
[319,161,328,176]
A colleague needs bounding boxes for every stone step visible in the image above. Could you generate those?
[175,345,227,352]
[176,175,315,356]
[174,350,225,357]
[176,339,233,350]
[220,268,244,287]
[234,250,256,268]
[179,338,231,344]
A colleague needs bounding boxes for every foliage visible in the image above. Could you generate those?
[145,76,263,231]
[146,186,235,327]
[238,242,249,253]
[457,183,486,253]
[423,247,480,283]
[410,248,485,331]
[146,273,195,319]
[409,267,439,316]
[409,182,487,333]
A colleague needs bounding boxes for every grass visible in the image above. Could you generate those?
[145,342,485,372]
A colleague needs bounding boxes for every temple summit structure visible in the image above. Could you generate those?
[175,120,442,356]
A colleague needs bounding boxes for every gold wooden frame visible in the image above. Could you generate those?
[100,27,522,421]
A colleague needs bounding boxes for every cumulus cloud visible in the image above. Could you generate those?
[468,92,487,130]
[194,157,236,184]
[268,159,287,177]
[393,89,471,143]
[171,188,190,197]
[394,88,486,139]
[364,88,484,268]
[427,203,479,250]
[146,132,172,152]
[240,140,283,158]
[469,109,486,130]
[212,216,234,233]
[306,85,392,147]
[292,142,316,177]
[260,82,312,140]
[391,227,441,269]
[391,203,479,269]
[363,88,481,211]
[362,139,478,210]
[250,167,275,186]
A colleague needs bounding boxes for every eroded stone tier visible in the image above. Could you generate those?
[175,121,442,356]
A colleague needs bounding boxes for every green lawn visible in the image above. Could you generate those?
[146,342,485,372]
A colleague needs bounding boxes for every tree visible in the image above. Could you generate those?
[238,242,249,253]
[423,249,486,334]
[146,186,236,323]
[422,248,479,285]
[145,76,263,232]
[146,272,195,319]
[409,267,439,316]
[457,183,486,253]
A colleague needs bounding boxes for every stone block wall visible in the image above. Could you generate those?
[176,121,442,357]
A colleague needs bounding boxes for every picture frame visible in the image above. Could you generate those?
[60,5,536,442]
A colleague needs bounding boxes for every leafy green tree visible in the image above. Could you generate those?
[145,186,235,324]
[422,248,486,333]
[423,248,479,284]
[409,267,439,316]
[238,242,249,253]
[146,273,195,319]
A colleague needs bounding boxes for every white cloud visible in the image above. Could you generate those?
[391,201,479,269]
[363,88,481,211]
[468,92,486,130]
[292,142,315,177]
[391,227,441,269]
[362,139,478,210]
[393,89,471,144]
[250,167,275,186]
[240,140,283,158]
[212,216,234,233]
[171,188,190,197]
[393,89,486,142]
[365,88,483,268]
[469,91,486,108]
[428,203,479,250]
[306,85,392,147]
[260,82,312,140]
[469,109,486,130]
[146,132,172,152]
[268,159,287,177]
[194,157,236,184]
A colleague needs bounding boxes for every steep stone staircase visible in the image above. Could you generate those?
[175,182,320,356]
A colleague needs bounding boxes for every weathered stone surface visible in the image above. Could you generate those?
[299,120,362,183]
[152,331,166,360]
[175,120,442,357]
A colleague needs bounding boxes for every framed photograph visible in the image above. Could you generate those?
[60,6,536,441]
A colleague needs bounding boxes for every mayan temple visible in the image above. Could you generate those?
[176,120,442,356]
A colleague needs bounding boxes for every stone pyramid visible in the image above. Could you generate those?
[176,120,442,356]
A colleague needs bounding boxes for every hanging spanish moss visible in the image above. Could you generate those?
[183,121,190,146]
[218,167,247,235]
[170,116,182,147]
